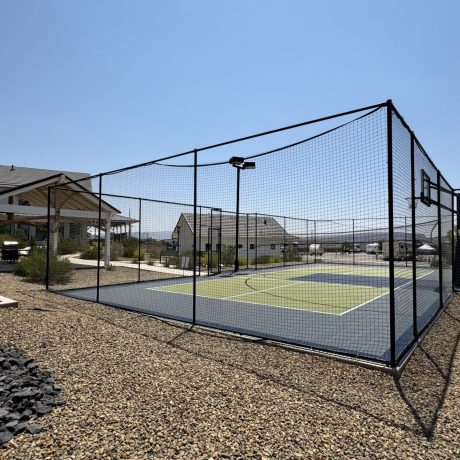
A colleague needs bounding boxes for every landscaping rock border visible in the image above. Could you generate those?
[0,344,65,447]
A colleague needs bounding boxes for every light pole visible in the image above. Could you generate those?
[229,156,256,272]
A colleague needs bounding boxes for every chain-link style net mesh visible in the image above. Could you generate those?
[44,102,456,368]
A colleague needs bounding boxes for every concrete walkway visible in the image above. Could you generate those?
[65,255,193,277]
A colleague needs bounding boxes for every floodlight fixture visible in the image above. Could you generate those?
[229,156,244,166]
[242,161,256,170]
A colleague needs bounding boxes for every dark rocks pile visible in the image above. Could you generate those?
[0,344,65,447]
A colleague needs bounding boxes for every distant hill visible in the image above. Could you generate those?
[140,231,171,240]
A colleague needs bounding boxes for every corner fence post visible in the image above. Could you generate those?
[437,170,443,309]
[96,174,103,303]
[192,149,198,325]
[452,191,455,291]
[387,100,396,367]
[138,198,142,282]
[46,186,51,290]
[455,193,459,290]
[410,132,417,337]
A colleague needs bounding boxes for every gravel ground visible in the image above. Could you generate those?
[0,272,459,459]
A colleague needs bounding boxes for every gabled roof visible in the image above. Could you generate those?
[180,213,290,238]
[0,165,91,192]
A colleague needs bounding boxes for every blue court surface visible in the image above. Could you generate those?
[58,263,445,363]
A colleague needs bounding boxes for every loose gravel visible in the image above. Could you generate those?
[0,272,459,459]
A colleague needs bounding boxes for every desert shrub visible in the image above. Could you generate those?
[254,255,283,265]
[200,252,218,269]
[13,249,74,284]
[57,238,77,255]
[283,249,302,262]
[80,244,102,260]
[121,237,140,258]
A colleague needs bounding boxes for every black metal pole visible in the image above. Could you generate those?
[352,219,355,265]
[437,170,443,309]
[198,206,202,276]
[192,149,198,325]
[45,186,51,290]
[405,217,408,268]
[138,198,142,283]
[410,132,417,337]
[219,210,222,273]
[96,174,103,303]
[246,213,249,269]
[306,220,309,264]
[387,100,396,367]
[210,210,213,274]
[455,194,459,290]
[234,166,241,272]
[314,220,317,263]
[255,213,258,270]
[283,217,287,267]
[452,191,455,292]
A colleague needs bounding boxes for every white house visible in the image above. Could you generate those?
[171,212,296,260]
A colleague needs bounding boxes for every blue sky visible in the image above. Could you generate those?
[1,1,459,190]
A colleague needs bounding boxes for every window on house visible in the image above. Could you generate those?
[271,244,276,250]
[249,244,255,250]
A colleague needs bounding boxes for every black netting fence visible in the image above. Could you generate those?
[44,101,458,369]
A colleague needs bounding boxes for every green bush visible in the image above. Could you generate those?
[200,252,218,269]
[129,249,145,262]
[80,244,102,260]
[254,255,283,265]
[283,249,302,262]
[121,237,140,258]
[14,249,74,284]
[57,238,77,255]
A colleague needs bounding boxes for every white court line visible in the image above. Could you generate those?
[147,266,431,317]
[223,280,304,300]
[339,270,435,316]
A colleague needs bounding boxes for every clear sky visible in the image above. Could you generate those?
[1,1,459,189]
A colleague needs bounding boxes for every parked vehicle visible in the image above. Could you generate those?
[366,243,380,254]
[382,241,412,261]
[309,244,324,256]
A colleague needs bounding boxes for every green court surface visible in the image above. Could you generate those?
[149,265,428,315]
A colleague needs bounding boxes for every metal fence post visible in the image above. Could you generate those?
[254,213,258,270]
[246,213,249,269]
[387,100,396,367]
[192,149,198,325]
[138,198,142,282]
[283,217,287,267]
[352,218,355,265]
[452,191,455,291]
[96,174,103,303]
[46,186,51,290]
[410,132,417,337]
[437,170,443,309]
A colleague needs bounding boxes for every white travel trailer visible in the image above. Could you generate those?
[366,243,380,254]
[309,244,324,256]
[382,241,411,261]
